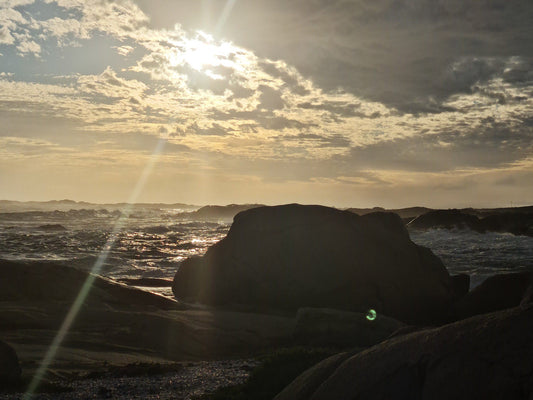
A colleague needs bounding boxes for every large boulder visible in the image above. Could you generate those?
[275,304,533,400]
[173,204,454,324]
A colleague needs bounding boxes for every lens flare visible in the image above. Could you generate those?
[23,135,168,399]
[366,309,377,321]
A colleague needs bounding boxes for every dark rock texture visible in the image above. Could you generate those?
[481,212,533,236]
[173,204,454,324]
[293,308,404,347]
[0,260,295,364]
[450,273,470,298]
[275,304,533,400]
[0,340,21,383]
[408,209,484,232]
[274,351,359,400]
[455,272,533,319]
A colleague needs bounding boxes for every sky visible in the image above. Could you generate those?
[0,0,532,208]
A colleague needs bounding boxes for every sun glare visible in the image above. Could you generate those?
[168,32,248,80]
[185,39,222,71]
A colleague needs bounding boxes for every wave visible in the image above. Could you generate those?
[0,208,121,220]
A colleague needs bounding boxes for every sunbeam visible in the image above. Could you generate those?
[22,135,168,399]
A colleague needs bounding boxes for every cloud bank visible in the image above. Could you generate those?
[0,0,532,207]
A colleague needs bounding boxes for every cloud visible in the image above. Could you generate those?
[0,0,532,206]
[16,38,41,55]
[114,45,133,56]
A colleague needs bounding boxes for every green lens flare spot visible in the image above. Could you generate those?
[366,309,377,321]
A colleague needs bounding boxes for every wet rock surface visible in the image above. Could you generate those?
[454,271,533,319]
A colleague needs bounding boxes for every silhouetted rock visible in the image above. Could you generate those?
[450,273,470,298]
[274,351,359,400]
[408,209,484,232]
[455,272,533,319]
[275,304,533,400]
[481,212,533,236]
[0,260,177,310]
[406,209,533,237]
[173,204,454,324]
[0,340,21,383]
[293,308,404,347]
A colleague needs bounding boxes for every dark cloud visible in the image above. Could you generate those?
[347,119,533,172]
[258,60,310,95]
[151,0,532,113]
[298,100,360,116]
[257,84,285,111]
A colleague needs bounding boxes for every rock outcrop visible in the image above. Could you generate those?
[0,260,178,310]
[407,209,533,236]
[173,204,454,324]
[407,209,484,232]
[0,260,296,365]
[481,212,533,236]
[275,304,533,400]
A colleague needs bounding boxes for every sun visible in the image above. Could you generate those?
[168,32,249,80]
[184,38,222,71]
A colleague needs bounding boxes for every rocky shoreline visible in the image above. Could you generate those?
[2,204,533,399]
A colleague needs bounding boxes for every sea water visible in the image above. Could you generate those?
[1,206,532,296]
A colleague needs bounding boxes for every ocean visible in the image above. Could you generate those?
[1,205,532,297]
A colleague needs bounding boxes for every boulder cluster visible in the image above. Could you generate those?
[172,204,533,399]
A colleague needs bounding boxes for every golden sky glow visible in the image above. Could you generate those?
[0,0,532,207]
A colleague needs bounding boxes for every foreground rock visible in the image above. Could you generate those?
[293,308,404,347]
[275,304,533,400]
[0,260,295,378]
[173,204,454,325]
[0,260,177,310]
[454,272,533,319]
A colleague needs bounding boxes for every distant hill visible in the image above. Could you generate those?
[0,200,198,212]
[176,204,265,221]
[346,206,433,219]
